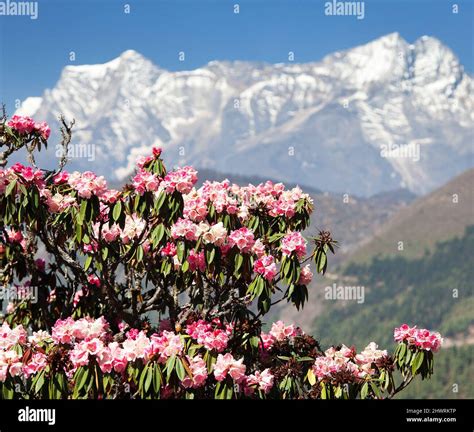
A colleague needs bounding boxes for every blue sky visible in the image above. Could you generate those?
[0,0,472,111]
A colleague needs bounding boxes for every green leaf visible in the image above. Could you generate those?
[5,179,17,197]
[177,242,185,263]
[79,199,87,225]
[317,251,327,274]
[175,358,186,381]
[144,364,153,392]
[153,364,162,393]
[234,253,244,272]
[136,245,144,262]
[370,381,381,398]
[84,255,93,271]
[398,342,407,365]
[206,247,215,265]
[412,351,425,375]
[360,382,369,399]
[166,355,176,381]
[112,201,122,221]
[153,224,165,246]
[75,367,89,392]
[34,370,45,394]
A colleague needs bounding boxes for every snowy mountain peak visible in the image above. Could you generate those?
[14,33,473,196]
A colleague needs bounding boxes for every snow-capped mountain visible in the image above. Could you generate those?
[16,33,473,196]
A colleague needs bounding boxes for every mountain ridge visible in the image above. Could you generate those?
[15,33,474,196]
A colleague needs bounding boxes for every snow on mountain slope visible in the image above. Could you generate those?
[15,33,473,196]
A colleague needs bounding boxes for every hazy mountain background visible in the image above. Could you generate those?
[14,33,473,197]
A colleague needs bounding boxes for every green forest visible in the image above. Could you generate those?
[312,226,474,398]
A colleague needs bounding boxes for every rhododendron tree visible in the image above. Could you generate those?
[0,114,443,399]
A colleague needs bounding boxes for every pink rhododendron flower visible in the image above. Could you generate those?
[281,231,307,258]
[147,331,183,363]
[252,239,266,258]
[186,320,230,352]
[269,321,301,341]
[7,115,36,135]
[202,222,227,246]
[87,275,101,288]
[161,166,198,195]
[171,218,198,241]
[132,169,160,195]
[0,323,27,350]
[246,368,274,394]
[122,331,150,361]
[394,324,443,352]
[228,227,255,253]
[53,171,69,184]
[22,352,47,378]
[100,189,121,204]
[181,355,208,388]
[68,171,108,199]
[160,242,177,257]
[214,353,246,383]
[120,214,146,244]
[34,121,51,140]
[188,249,206,272]
[183,191,208,222]
[298,264,313,285]
[355,342,388,376]
[254,255,278,281]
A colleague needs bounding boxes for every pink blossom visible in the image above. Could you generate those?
[122,331,150,361]
[147,331,183,363]
[68,171,108,199]
[281,232,307,258]
[73,290,84,307]
[183,191,208,222]
[22,353,47,378]
[161,166,198,195]
[120,214,146,244]
[160,242,177,257]
[171,218,198,241]
[214,353,246,383]
[108,342,128,373]
[132,169,160,195]
[0,322,27,350]
[181,355,208,389]
[100,189,121,204]
[7,115,35,134]
[202,222,227,246]
[186,320,230,352]
[246,368,274,394]
[394,324,443,352]
[53,171,69,184]
[34,121,51,140]
[87,275,101,288]
[188,249,206,272]
[355,342,388,377]
[252,239,266,258]
[269,321,301,341]
[70,342,90,368]
[254,255,278,281]
[136,155,154,169]
[298,264,313,285]
[228,227,255,253]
